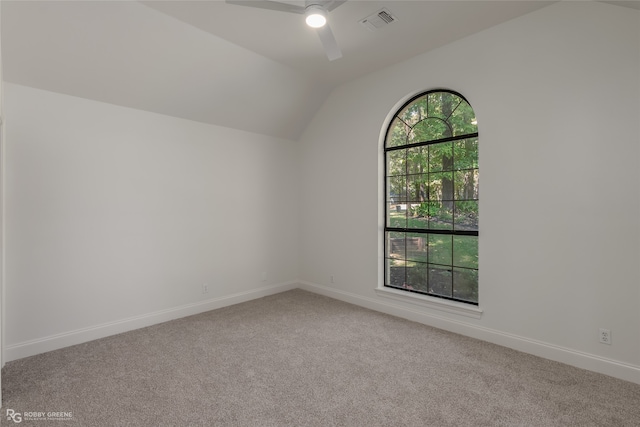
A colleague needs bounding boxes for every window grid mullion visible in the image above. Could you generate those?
[385,132,478,152]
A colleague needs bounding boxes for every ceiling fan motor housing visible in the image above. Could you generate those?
[305,4,328,28]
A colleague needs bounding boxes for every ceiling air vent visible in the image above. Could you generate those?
[359,8,396,32]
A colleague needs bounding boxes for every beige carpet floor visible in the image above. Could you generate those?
[2,289,640,426]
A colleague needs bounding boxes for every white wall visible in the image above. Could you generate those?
[4,83,299,359]
[298,1,640,383]
[0,1,4,403]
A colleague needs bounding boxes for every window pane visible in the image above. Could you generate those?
[386,259,406,289]
[407,202,434,227]
[406,146,427,175]
[428,142,453,172]
[453,267,478,303]
[405,233,428,263]
[409,118,450,143]
[428,204,453,230]
[387,150,406,176]
[454,201,478,231]
[428,265,452,297]
[406,262,429,293]
[386,232,406,260]
[450,100,478,136]
[454,138,478,170]
[387,176,406,203]
[407,174,428,202]
[428,234,452,266]
[386,118,410,148]
[398,96,427,127]
[428,92,461,123]
[453,236,478,269]
[406,208,429,230]
[409,201,435,222]
[387,203,407,228]
[454,170,479,200]
[430,172,455,201]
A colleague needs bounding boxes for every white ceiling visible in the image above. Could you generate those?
[142,0,556,87]
[10,0,630,140]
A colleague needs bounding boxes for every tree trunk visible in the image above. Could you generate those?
[463,139,476,200]
[441,94,454,209]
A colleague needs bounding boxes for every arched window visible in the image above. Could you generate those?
[384,90,478,304]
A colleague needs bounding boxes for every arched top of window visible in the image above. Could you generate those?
[386,90,477,148]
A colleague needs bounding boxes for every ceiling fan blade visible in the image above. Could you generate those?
[316,23,342,61]
[225,0,305,14]
[324,0,347,13]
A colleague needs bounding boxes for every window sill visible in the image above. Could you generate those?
[375,287,483,319]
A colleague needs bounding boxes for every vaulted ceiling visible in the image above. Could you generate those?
[9,0,633,140]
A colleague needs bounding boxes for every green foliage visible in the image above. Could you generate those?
[410,202,439,218]
[386,91,477,149]
[386,119,410,147]
[454,139,478,169]
[409,118,449,144]
[455,200,477,214]
[450,101,477,136]
[386,93,478,208]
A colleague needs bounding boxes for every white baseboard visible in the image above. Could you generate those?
[298,281,640,385]
[7,279,640,386]
[5,281,297,362]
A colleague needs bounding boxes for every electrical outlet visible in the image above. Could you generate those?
[599,328,611,345]
[202,284,209,294]
[330,275,335,283]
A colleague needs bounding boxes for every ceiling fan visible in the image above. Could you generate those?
[225,0,346,61]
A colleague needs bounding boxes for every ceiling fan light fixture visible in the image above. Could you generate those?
[305,5,327,28]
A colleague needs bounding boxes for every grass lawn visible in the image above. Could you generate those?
[386,211,478,303]
[387,211,477,269]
